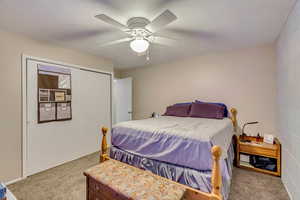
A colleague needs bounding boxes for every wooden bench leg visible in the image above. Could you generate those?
[86,177,89,200]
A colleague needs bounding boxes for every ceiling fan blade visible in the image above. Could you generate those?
[150,36,177,46]
[161,28,216,40]
[99,37,132,47]
[95,14,129,31]
[146,10,177,33]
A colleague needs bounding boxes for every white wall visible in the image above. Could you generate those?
[276,1,300,199]
[120,45,277,137]
[0,29,113,183]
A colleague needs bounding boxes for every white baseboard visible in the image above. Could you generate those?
[282,178,293,200]
[5,176,26,186]
[4,150,102,186]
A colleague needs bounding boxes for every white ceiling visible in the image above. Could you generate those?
[0,0,296,69]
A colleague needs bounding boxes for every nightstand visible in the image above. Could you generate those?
[236,135,281,176]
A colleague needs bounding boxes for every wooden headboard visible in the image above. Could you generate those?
[230,108,238,132]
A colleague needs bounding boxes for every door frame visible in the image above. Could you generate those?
[114,77,133,124]
[21,54,113,178]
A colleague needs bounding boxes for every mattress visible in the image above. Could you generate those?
[112,116,234,171]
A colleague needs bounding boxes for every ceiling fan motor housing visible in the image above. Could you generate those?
[127,17,152,39]
[127,17,150,29]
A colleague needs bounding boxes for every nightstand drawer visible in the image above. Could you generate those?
[239,144,277,158]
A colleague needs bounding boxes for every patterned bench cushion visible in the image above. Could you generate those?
[84,159,187,200]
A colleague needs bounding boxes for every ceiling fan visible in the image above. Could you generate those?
[95,10,177,56]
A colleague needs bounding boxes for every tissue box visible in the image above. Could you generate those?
[0,183,7,200]
[263,134,274,144]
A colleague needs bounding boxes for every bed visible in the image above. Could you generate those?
[101,107,237,200]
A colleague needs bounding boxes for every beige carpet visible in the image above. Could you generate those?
[9,152,289,200]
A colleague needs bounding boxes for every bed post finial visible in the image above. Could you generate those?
[211,145,222,200]
[230,108,238,132]
[100,127,109,163]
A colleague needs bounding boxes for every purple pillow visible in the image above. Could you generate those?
[195,100,228,117]
[189,102,225,119]
[164,104,191,117]
[174,102,192,106]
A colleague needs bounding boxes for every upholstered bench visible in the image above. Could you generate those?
[84,159,187,200]
[84,146,223,200]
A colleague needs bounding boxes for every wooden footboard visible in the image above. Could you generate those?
[100,127,109,163]
[99,127,223,200]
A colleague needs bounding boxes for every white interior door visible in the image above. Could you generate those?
[26,59,111,176]
[114,77,132,123]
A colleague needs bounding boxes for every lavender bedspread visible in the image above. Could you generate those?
[111,116,234,171]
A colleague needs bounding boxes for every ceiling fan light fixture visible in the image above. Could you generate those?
[130,38,149,53]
